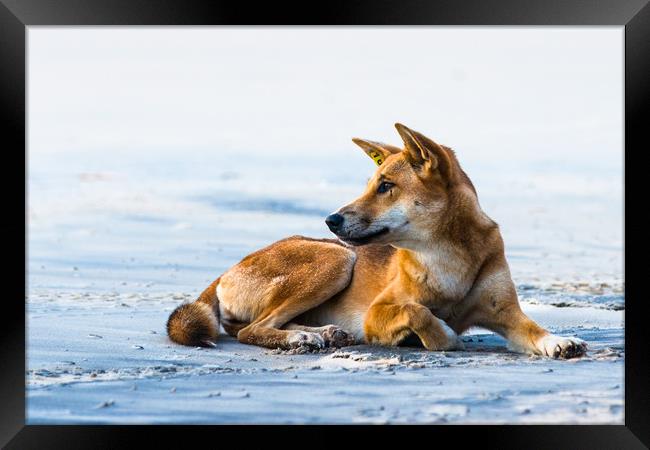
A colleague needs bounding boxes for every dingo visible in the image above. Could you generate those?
[167,124,586,358]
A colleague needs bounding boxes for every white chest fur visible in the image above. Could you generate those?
[412,244,474,301]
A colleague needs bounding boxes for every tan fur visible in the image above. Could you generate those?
[167,124,587,359]
[166,278,220,347]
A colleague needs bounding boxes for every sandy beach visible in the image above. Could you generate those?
[26,149,623,424]
[26,289,623,424]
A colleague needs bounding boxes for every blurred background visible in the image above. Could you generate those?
[27,27,623,308]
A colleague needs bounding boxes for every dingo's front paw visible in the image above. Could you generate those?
[439,320,465,351]
[419,319,464,351]
[537,334,587,359]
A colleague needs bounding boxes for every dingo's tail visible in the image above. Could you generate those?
[166,278,221,347]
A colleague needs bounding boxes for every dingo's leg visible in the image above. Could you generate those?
[454,268,587,359]
[237,297,351,351]
[483,304,586,358]
[233,241,357,350]
[283,323,356,348]
[478,302,586,358]
[363,292,464,350]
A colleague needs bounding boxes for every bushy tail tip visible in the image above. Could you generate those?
[166,301,218,347]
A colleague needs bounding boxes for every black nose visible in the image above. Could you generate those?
[325,213,344,232]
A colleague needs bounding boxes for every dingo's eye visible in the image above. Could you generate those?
[377,181,394,194]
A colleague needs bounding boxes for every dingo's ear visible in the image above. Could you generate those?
[395,123,454,181]
[352,138,402,166]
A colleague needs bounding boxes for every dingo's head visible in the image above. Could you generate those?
[326,123,480,248]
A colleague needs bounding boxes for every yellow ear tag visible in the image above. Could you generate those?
[368,151,383,166]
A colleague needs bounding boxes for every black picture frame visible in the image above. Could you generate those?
[2,1,647,448]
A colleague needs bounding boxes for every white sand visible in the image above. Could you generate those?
[26,134,623,424]
[26,291,623,424]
